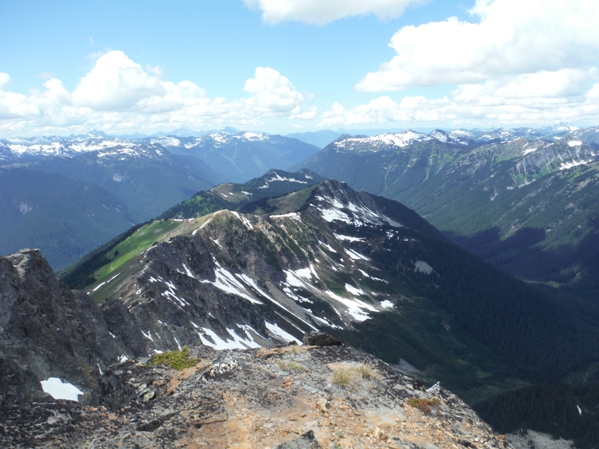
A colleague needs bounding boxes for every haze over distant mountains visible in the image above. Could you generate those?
[0,131,318,268]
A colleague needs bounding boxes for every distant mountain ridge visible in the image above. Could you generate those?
[300,127,599,294]
[144,131,321,183]
[0,131,319,270]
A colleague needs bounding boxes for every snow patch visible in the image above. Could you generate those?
[320,241,337,253]
[41,378,84,401]
[230,211,253,230]
[414,261,433,274]
[335,234,365,243]
[380,300,394,309]
[270,212,301,221]
[264,322,302,344]
[324,290,376,322]
[345,284,365,296]
[346,249,370,261]
[560,160,592,170]
[212,259,262,304]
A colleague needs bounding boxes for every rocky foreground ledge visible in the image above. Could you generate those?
[0,341,511,449]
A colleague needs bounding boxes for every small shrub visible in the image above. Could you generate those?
[354,363,382,380]
[332,368,356,388]
[150,348,201,371]
[276,360,309,372]
[407,398,441,415]
[331,364,381,389]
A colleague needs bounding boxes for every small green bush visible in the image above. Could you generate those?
[150,348,200,370]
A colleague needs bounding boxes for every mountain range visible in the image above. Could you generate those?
[0,131,319,269]
[299,126,599,298]
[2,124,599,447]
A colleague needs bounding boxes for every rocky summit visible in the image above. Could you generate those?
[0,341,511,449]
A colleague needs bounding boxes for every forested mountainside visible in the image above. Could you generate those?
[300,129,599,297]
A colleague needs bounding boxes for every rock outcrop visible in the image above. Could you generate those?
[0,343,512,449]
[0,249,145,406]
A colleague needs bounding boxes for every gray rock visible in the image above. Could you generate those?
[302,332,342,347]
[273,430,322,449]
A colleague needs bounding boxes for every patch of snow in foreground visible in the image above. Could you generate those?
[311,314,343,330]
[212,259,262,305]
[265,322,302,345]
[40,378,83,401]
[270,212,302,221]
[319,207,352,224]
[320,241,337,253]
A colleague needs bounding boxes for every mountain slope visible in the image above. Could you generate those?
[301,132,599,292]
[0,168,137,269]
[63,180,599,401]
[25,143,221,221]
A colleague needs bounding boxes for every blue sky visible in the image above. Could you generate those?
[1,0,598,136]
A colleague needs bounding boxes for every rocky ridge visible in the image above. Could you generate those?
[0,339,512,449]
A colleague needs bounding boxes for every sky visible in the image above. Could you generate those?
[1,0,598,137]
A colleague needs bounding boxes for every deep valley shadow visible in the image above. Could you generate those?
[446,224,599,300]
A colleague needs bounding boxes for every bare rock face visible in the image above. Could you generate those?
[0,344,512,449]
[302,331,343,347]
[0,249,144,406]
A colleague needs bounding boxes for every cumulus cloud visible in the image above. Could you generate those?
[322,69,599,127]
[242,0,429,25]
[243,67,304,113]
[0,51,313,135]
[73,51,167,110]
[356,0,599,91]
[0,73,11,90]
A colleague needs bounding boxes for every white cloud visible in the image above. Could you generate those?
[242,0,429,25]
[0,52,313,136]
[243,67,304,113]
[0,73,11,89]
[321,69,599,127]
[356,0,599,91]
[73,51,166,111]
